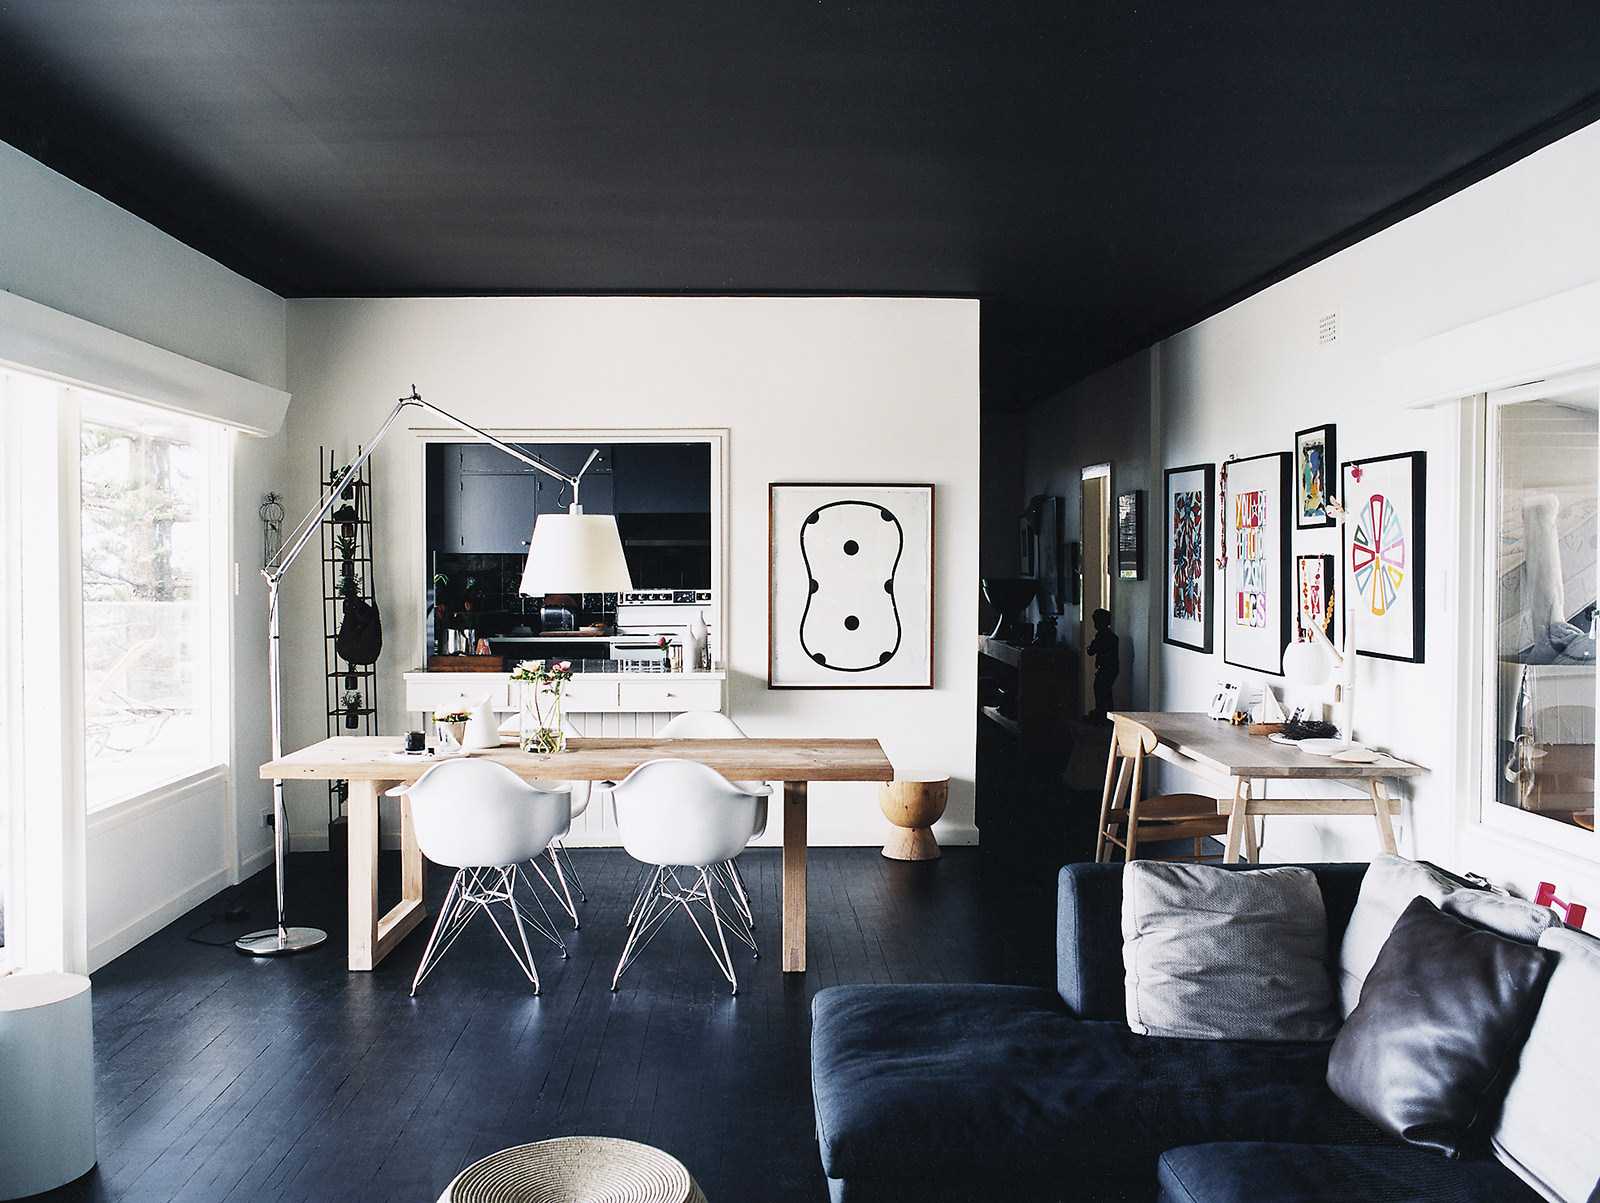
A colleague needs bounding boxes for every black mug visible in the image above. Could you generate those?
[404,730,426,753]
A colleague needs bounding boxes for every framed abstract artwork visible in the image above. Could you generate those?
[1295,553,1336,643]
[1223,451,1293,675]
[1163,464,1214,653]
[768,482,934,688]
[1294,423,1337,529]
[1340,452,1426,663]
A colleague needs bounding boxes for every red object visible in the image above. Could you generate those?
[1534,881,1588,930]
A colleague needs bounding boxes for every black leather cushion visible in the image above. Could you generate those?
[811,984,1382,1184]
[1327,896,1557,1158]
[1157,1142,1544,1203]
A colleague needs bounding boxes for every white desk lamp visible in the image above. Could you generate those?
[237,388,632,957]
[1283,495,1356,746]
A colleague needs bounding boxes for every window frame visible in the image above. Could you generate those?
[1476,374,1600,861]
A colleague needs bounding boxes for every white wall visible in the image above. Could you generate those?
[281,296,980,847]
[1,141,288,966]
[1152,119,1600,903]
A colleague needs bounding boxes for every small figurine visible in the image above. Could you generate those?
[1086,607,1120,721]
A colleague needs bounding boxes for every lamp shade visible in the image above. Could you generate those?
[1282,638,1334,686]
[519,511,633,595]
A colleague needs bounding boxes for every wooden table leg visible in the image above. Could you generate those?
[347,779,428,972]
[782,780,808,973]
[1369,780,1398,854]
[1224,777,1250,863]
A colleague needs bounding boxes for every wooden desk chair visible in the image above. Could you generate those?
[1094,717,1236,863]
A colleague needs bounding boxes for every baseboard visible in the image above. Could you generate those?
[89,866,233,971]
[236,845,274,880]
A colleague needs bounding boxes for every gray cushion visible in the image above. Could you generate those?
[1122,861,1339,1041]
[1442,889,1563,945]
[1337,854,1462,1016]
[1492,926,1600,1203]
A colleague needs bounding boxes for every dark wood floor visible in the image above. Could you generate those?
[38,843,1060,1203]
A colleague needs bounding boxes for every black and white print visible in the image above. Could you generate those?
[769,483,934,688]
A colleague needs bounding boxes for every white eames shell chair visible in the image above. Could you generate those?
[609,759,763,994]
[391,759,572,995]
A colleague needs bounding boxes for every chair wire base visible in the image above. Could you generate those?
[611,864,759,995]
[528,844,583,929]
[411,864,567,997]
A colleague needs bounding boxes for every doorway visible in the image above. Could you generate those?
[1080,463,1112,714]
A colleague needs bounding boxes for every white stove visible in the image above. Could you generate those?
[614,589,715,668]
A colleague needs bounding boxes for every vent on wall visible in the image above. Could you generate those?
[1317,310,1340,346]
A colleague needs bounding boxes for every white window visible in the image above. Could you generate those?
[1482,376,1600,857]
[78,395,226,810]
[0,394,19,971]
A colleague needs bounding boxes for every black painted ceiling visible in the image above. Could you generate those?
[4,3,1600,408]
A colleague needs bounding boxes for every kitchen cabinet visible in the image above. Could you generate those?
[611,443,710,513]
[432,442,616,552]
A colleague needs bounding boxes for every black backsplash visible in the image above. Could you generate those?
[430,551,618,638]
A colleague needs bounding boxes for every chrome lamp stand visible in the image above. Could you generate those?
[237,389,595,956]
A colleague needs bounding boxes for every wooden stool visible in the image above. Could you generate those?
[879,776,949,861]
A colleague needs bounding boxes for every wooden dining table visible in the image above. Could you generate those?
[261,735,895,973]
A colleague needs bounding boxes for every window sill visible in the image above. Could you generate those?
[86,764,229,835]
[1467,808,1599,872]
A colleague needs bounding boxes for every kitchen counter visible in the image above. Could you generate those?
[405,667,725,718]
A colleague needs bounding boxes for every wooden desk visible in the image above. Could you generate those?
[1107,712,1426,861]
[262,735,895,973]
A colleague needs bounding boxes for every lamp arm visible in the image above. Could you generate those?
[1296,601,1346,667]
[267,388,582,586]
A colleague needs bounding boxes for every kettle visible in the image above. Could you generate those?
[461,695,500,750]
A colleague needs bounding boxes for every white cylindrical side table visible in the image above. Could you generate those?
[0,972,96,1201]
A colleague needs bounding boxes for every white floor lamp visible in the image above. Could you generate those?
[236,388,632,956]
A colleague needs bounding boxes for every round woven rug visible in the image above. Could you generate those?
[443,1137,707,1203]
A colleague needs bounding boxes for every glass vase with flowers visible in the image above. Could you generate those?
[510,659,574,754]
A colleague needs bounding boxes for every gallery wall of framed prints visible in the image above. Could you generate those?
[1340,451,1426,663]
[1223,451,1293,675]
[1163,463,1214,653]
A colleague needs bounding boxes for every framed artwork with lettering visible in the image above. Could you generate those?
[1163,463,1214,653]
[1223,451,1292,675]
[768,482,935,688]
[1340,452,1426,663]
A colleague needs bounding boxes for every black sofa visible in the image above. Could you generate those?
[809,862,1546,1203]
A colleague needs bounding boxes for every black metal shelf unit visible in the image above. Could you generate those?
[319,447,379,826]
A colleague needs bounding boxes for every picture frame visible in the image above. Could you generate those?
[1294,423,1337,529]
[768,482,935,688]
[1340,451,1426,663]
[1116,490,1144,580]
[1163,463,1214,653]
[1294,553,1336,643]
[1222,451,1293,675]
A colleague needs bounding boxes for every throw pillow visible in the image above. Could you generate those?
[1122,861,1340,1042]
[1441,890,1562,946]
[1337,854,1462,1016]
[1327,896,1557,1158]
[1492,926,1600,1203]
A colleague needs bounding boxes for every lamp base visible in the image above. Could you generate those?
[234,926,328,957]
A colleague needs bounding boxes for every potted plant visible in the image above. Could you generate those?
[510,659,574,754]
[436,710,471,750]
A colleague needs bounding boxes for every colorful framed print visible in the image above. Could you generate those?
[1295,553,1336,643]
[1163,463,1214,653]
[1223,451,1293,675]
[1340,452,1426,663]
[768,482,935,688]
[1294,423,1337,529]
